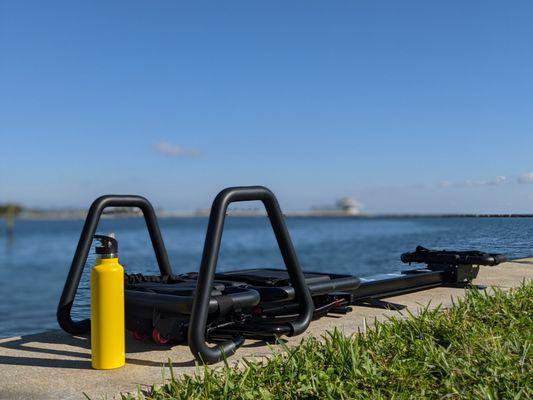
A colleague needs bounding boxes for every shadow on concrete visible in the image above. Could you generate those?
[0,330,197,369]
[0,332,91,369]
[240,338,286,349]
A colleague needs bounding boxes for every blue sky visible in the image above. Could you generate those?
[1,1,532,213]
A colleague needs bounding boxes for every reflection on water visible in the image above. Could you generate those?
[0,216,532,338]
[4,230,14,254]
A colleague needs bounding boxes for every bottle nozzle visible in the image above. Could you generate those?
[94,234,118,256]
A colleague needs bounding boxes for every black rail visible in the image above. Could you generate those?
[57,195,172,335]
[188,186,315,364]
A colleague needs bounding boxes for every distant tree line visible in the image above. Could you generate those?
[0,204,23,217]
[102,207,142,215]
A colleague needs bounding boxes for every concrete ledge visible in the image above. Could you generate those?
[1,259,531,399]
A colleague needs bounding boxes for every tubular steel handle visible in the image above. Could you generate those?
[188,186,314,364]
[57,195,172,335]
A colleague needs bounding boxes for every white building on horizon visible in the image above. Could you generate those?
[336,197,363,216]
[306,197,363,216]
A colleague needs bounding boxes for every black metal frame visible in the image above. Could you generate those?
[57,195,172,334]
[187,186,315,364]
[58,188,500,364]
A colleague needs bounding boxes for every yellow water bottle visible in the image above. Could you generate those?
[90,234,125,369]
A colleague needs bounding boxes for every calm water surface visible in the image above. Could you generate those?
[0,217,532,338]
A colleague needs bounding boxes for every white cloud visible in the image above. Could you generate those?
[485,176,507,186]
[154,142,201,157]
[518,172,533,184]
[438,176,507,188]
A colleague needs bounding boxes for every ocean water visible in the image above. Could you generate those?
[0,216,532,338]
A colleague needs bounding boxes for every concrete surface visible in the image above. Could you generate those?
[0,259,531,399]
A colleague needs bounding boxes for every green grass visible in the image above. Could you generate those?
[126,282,533,399]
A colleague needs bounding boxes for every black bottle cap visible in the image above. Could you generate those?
[94,234,118,255]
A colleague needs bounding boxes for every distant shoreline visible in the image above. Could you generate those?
[2,211,533,221]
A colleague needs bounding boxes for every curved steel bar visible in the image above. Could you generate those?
[57,195,172,334]
[188,186,314,364]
